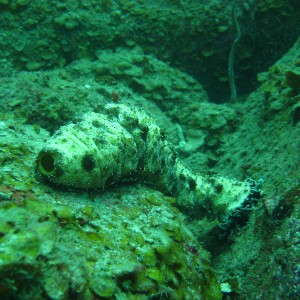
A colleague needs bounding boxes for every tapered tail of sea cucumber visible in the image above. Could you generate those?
[153,156,260,226]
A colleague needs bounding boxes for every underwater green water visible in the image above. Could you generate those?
[0,1,299,299]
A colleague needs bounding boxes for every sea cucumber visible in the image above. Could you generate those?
[36,103,259,224]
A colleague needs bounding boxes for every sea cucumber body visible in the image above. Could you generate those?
[37,103,254,222]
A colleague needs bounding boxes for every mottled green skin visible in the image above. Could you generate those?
[37,103,252,222]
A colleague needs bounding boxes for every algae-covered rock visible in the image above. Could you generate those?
[92,46,209,114]
[0,188,222,300]
[0,46,207,135]
[1,0,300,100]
[0,0,31,10]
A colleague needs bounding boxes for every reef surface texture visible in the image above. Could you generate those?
[0,1,300,300]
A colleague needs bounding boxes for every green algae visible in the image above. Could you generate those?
[0,190,222,299]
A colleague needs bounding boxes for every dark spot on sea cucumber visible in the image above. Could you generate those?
[215,183,223,193]
[171,183,179,195]
[208,177,216,185]
[137,154,145,170]
[141,126,149,141]
[94,137,106,147]
[73,124,81,132]
[160,157,165,168]
[160,128,166,140]
[179,173,186,182]
[92,120,101,128]
[188,177,196,190]
[128,117,139,127]
[171,152,177,163]
[82,155,96,172]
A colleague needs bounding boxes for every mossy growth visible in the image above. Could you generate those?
[0,186,222,299]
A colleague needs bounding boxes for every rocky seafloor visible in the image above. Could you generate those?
[0,1,299,299]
